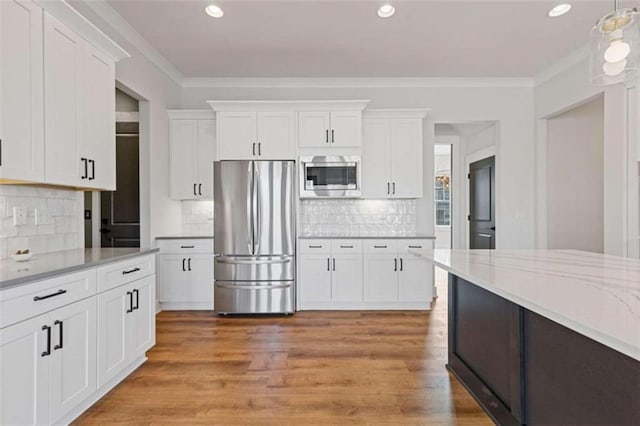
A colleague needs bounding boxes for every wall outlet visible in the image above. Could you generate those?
[12,206,27,226]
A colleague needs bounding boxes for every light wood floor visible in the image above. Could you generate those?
[75,269,492,425]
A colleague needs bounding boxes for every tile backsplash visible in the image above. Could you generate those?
[0,185,82,259]
[181,200,214,235]
[300,199,417,236]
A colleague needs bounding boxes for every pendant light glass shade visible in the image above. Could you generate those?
[589,7,639,85]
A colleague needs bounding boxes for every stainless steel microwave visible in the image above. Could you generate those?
[299,156,361,198]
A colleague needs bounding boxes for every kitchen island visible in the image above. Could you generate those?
[411,249,640,425]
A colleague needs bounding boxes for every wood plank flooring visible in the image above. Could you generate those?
[75,270,492,425]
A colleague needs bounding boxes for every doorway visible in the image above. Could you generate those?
[469,156,496,249]
[434,144,452,249]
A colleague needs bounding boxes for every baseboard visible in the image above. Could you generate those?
[159,302,214,311]
[56,355,147,425]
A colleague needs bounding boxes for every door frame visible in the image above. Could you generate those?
[434,137,458,249]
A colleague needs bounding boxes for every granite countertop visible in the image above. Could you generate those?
[0,248,159,291]
[411,249,640,361]
[298,235,436,240]
[156,235,214,240]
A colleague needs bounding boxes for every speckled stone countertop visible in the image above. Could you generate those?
[412,249,640,361]
[0,248,159,291]
[298,235,436,239]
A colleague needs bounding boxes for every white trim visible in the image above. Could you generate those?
[35,0,129,61]
[207,100,370,112]
[81,0,184,85]
[159,302,213,310]
[533,44,590,86]
[186,77,534,89]
[363,109,431,119]
[297,302,432,311]
[167,109,215,120]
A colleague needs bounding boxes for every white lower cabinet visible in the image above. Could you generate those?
[97,275,155,387]
[299,238,434,310]
[0,297,97,425]
[157,239,214,310]
[0,253,157,425]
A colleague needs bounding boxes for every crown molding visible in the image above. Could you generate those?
[81,0,184,85]
[185,77,534,89]
[533,44,590,86]
[207,100,370,112]
[363,109,430,119]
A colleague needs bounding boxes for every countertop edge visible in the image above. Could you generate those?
[409,250,640,362]
[1,248,160,291]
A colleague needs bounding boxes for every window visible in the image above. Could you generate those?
[435,175,450,226]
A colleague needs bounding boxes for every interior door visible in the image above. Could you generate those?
[469,156,496,249]
[0,0,44,182]
[214,161,254,256]
[100,127,140,247]
[253,161,295,256]
[49,298,97,423]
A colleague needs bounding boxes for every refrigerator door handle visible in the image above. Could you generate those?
[253,162,261,254]
[216,282,292,290]
[247,161,255,255]
[215,257,292,265]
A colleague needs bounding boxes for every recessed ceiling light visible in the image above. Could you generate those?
[377,4,395,18]
[205,4,224,18]
[548,3,571,17]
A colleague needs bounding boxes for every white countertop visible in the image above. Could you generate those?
[156,235,214,240]
[411,249,640,361]
[0,248,159,291]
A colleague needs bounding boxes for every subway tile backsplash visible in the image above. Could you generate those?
[0,185,82,259]
[181,200,214,235]
[300,199,417,236]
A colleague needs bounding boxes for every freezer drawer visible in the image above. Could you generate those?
[214,255,295,281]
[214,281,294,314]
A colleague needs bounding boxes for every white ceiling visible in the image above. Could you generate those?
[105,0,630,78]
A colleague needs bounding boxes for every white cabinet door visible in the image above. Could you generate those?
[187,255,214,307]
[96,284,129,387]
[158,255,187,303]
[398,256,433,302]
[298,112,330,147]
[130,276,155,358]
[362,119,391,198]
[0,0,44,182]
[81,43,115,190]
[43,13,83,187]
[170,120,199,200]
[330,111,361,147]
[197,120,216,199]
[390,119,423,198]
[363,254,398,302]
[49,298,97,423]
[0,315,49,426]
[300,254,332,303]
[257,112,295,159]
[331,254,363,302]
[217,112,257,160]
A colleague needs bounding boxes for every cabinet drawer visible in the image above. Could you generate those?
[156,239,214,254]
[331,240,363,253]
[299,240,331,254]
[0,269,97,329]
[363,240,399,254]
[97,255,155,293]
[399,239,434,254]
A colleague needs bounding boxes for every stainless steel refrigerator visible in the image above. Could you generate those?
[214,160,295,314]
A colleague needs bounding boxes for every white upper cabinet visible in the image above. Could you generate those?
[168,111,216,200]
[216,110,295,160]
[362,110,429,199]
[0,0,44,183]
[298,110,362,147]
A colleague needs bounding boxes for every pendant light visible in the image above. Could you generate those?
[589,0,639,85]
